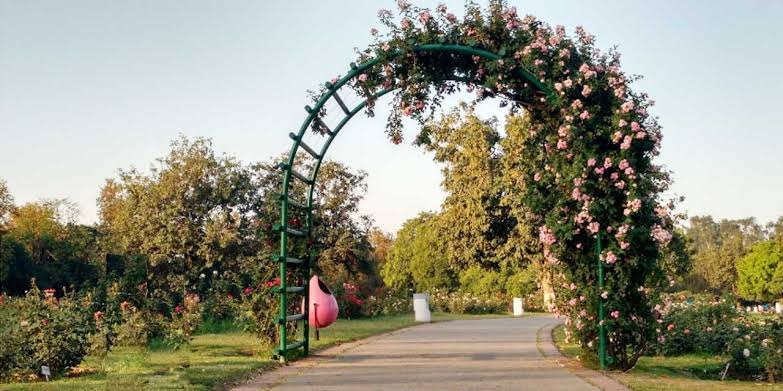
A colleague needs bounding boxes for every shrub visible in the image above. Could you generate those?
[113,301,155,347]
[0,284,91,381]
[231,281,282,346]
[652,293,783,382]
[200,290,236,321]
[164,293,202,349]
[331,281,367,319]
[459,266,506,297]
[430,289,508,314]
[653,295,738,356]
[727,316,783,382]
[365,287,413,316]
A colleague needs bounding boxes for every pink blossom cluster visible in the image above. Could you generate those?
[624,198,642,216]
[651,224,673,246]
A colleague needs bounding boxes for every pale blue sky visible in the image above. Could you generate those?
[1,1,782,232]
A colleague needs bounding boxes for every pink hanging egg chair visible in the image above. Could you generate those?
[307,275,338,331]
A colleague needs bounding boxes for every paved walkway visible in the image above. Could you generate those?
[237,315,611,390]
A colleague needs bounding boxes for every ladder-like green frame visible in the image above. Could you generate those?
[275,43,551,362]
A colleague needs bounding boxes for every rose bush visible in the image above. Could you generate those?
[364,287,413,316]
[651,293,783,382]
[164,293,203,349]
[0,285,91,381]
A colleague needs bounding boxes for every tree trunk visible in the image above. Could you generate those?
[541,268,556,312]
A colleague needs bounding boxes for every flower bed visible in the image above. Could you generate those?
[653,293,783,382]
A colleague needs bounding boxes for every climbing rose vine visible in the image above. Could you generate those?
[309,0,677,370]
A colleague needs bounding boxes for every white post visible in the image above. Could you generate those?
[513,297,525,316]
[776,302,782,314]
[413,293,431,322]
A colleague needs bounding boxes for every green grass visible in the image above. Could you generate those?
[551,324,783,391]
[1,312,510,391]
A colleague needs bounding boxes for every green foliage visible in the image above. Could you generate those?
[230,276,281,346]
[0,179,13,227]
[726,316,783,382]
[458,265,505,297]
[653,295,739,356]
[0,283,92,381]
[1,200,100,295]
[164,294,203,349]
[737,240,783,302]
[98,135,271,301]
[364,287,413,316]
[685,216,765,294]
[651,293,783,382]
[382,212,455,291]
[504,263,539,298]
[429,288,508,314]
[419,105,512,270]
[112,302,154,347]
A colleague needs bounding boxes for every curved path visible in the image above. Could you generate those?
[240,315,608,391]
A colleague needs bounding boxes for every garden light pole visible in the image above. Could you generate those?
[596,232,607,370]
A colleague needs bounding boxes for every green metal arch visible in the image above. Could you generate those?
[274,43,552,362]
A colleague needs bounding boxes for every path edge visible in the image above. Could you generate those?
[536,321,630,391]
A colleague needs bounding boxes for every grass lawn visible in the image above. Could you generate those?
[552,325,783,391]
[1,312,511,391]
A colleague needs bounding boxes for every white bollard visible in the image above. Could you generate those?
[776,302,782,314]
[513,297,525,316]
[413,293,431,322]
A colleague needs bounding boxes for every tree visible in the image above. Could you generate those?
[685,216,765,293]
[368,229,394,268]
[98,136,271,301]
[367,228,394,289]
[0,179,15,284]
[310,161,378,293]
[0,179,13,227]
[417,104,510,270]
[768,217,783,245]
[382,212,454,291]
[737,240,783,302]
[2,199,99,294]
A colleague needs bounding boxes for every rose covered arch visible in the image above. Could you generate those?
[273,0,676,370]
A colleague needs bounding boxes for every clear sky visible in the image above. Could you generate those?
[1,1,782,233]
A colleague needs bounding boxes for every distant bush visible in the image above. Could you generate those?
[365,287,413,316]
[430,289,508,314]
[0,284,92,381]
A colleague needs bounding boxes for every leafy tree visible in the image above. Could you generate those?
[0,179,13,227]
[737,240,783,302]
[685,216,765,293]
[768,217,783,245]
[417,104,510,270]
[98,136,271,302]
[2,199,99,294]
[310,161,378,292]
[368,229,394,268]
[367,228,394,288]
[382,212,454,291]
[458,265,505,297]
[0,179,14,284]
